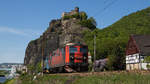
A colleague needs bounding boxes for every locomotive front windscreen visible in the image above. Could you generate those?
[80,46,88,54]
[69,46,77,53]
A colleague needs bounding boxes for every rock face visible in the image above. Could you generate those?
[24,7,91,67]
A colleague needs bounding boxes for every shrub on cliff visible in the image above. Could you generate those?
[80,12,88,21]
[63,13,80,20]
[63,12,87,21]
[36,62,42,73]
[79,17,97,30]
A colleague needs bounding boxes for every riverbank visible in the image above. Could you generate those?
[5,71,150,84]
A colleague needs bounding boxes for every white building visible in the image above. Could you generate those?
[126,35,150,70]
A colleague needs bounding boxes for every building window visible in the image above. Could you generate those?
[136,55,138,59]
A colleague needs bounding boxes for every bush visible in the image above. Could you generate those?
[107,54,116,70]
[63,15,71,20]
[71,13,80,19]
[78,17,96,30]
[144,56,150,62]
[80,12,88,21]
[63,13,80,20]
[146,65,150,70]
[36,62,42,73]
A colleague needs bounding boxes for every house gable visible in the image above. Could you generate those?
[126,35,139,55]
[126,34,150,70]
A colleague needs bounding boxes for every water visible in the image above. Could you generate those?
[0,77,7,83]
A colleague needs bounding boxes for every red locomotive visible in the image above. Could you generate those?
[44,43,89,73]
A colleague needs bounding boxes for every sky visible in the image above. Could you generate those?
[0,0,150,63]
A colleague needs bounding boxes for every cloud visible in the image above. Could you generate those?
[0,26,41,37]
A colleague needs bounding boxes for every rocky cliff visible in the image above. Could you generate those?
[24,7,92,68]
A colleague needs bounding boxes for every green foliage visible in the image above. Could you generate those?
[88,17,97,26]
[146,65,150,69]
[80,12,88,21]
[83,7,150,70]
[107,54,116,70]
[19,74,69,84]
[144,56,150,69]
[27,65,35,71]
[4,79,16,84]
[79,17,96,30]
[0,70,8,75]
[16,70,22,74]
[144,56,150,62]
[27,64,35,74]
[36,62,42,73]
[63,15,70,20]
[88,62,93,71]
[72,13,80,19]
[63,13,80,20]
[27,62,42,74]
[63,11,96,30]
[19,74,34,84]
[63,12,88,20]
[73,73,150,84]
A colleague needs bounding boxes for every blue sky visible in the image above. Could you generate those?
[0,0,150,63]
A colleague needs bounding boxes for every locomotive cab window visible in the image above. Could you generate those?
[80,47,88,54]
[69,46,77,53]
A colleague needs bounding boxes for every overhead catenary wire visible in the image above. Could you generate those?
[92,0,119,68]
[91,0,120,28]
[93,0,119,17]
[104,0,111,4]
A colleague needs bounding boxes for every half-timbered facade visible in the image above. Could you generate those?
[126,35,150,70]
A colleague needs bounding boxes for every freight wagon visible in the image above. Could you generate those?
[44,43,89,73]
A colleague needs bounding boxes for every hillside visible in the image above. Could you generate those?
[83,7,150,70]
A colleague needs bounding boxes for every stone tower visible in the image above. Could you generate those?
[75,7,79,12]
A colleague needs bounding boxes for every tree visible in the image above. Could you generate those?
[80,12,88,21]
[88,17,97,27]
[36,62,42,73]
[144,56,150,70]
[79,17,96,30]
[144,56,150,62]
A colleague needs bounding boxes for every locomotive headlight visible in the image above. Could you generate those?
[84,56,87,59]
[70,56,74,59]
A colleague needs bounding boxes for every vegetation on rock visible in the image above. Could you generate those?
[79,17,97,30]
[63,12,96,30]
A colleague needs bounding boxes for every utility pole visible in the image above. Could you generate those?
[94,35,96,64]
[92,34,96,72]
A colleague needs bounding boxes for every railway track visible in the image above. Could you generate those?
[48,72,91,76]
[47,70,150,76]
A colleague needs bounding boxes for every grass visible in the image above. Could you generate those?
[73,73,150,84]
[35,75,69,84]
[0,70,9,75]
[14,71,150,84]
[19,74,69,84]
[4,79,16,84]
